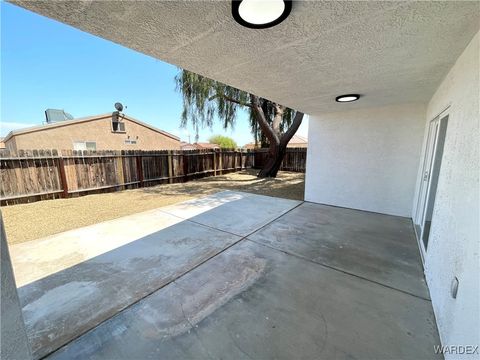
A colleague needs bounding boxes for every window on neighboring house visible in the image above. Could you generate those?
[112,120,126,132]
[124,139,137,145]
[73,141,97,151]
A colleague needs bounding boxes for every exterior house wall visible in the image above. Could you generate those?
[5,115,180,151]
[1,214,32,359]
[305,103,426,217]
[286,142,307,148]
[4,137,18,152]
[417,32,479,356]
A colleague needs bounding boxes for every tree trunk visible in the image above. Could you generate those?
[249,95,304,178]
[257,143,287,178]
[257,110,304,178]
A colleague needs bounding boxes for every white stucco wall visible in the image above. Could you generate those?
[1,214,32,359]
[419,32,479,357]
[305,103,426,217]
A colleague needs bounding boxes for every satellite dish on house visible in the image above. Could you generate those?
[45,109,74,123]
[114,102,124,112]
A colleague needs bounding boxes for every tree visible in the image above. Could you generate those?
[208,135,237,149]
[176,70,304,178]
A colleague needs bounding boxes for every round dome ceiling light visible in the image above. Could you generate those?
[232,0,292,29]
[335,94,360,103]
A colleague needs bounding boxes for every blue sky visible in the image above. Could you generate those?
[1,2,307,145]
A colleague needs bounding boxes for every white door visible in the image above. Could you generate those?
[414,112,449,259]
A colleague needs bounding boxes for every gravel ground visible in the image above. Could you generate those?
[2,169,304,245]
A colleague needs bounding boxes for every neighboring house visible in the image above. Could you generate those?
[193,142,220,150]
[2,112,180,152]
[243,135,307,149]
[180,141,197,150]
[194,142,220,150]
[287,134,307,148]
[180,142,219,150]
[243,142,257,150]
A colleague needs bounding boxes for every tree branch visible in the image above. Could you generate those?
[208,94,252,108]
[280,111,304,147]
[251,95,280,145]
[272,103,284,136]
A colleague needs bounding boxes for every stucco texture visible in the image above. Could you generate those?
[418,32,479,357]
[305,103,426,217]
[1,214,32,360]
[12,1,479,115]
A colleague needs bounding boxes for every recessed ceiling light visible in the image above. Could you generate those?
[232,0,292,29]
[335,94,360,103]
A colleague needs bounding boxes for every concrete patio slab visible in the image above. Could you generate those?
[48,240,440,360]
[248,202,429,299]
[10,208,185,287]
[17,218,241,359]
[12,191,301,359]
[160,190,302,236]
[12,192,439,359]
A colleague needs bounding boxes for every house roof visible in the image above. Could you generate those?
[180,142,220,150]
[180,142,196,150]
[243,143,257,150]
[2,113,180,143]
[243,135,307,149]
[288,135,308,145]
[14,1,479,116]
[194,142,220,149]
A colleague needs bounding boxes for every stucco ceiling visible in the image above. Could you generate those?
[12,1,480,115]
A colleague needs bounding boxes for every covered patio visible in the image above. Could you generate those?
[2,2,478,359]
[11,192,438,359]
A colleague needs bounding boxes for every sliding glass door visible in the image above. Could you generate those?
[414,112,449,259]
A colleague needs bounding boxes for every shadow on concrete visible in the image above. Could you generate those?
[17,191,300,359]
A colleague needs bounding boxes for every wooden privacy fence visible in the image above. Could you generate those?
[0,149,254,205]
[253,147,307,173]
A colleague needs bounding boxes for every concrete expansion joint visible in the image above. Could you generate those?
[40,200,304,359]
[246,237,431,302]
[158,199,305,239]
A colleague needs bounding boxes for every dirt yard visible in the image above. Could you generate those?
[2,169,304,245]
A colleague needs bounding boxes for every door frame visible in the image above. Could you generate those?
[414,107,449,262]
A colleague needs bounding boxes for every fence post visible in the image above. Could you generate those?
[136,152,144,187]
[218,149,223,175]
[116,151,125,190]
[183,151,189,182]
[213,150,217,176]
[167,150,174,184]
[57,156,69,198]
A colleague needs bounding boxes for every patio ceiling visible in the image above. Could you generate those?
[12,1,479,114]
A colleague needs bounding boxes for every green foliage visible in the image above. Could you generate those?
[208,135,238,149]
[175,69,295,142]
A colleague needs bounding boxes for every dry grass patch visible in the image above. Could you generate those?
[2,169,304,244]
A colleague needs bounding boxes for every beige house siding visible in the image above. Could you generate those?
[287,135,308,148]
[287,142,307,148]
[4,114,180,151]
